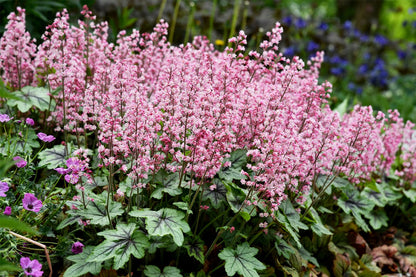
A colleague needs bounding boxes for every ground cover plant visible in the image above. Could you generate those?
[2,6,416,277]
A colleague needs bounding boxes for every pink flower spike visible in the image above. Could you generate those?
[13,156,27,168]
[25,118,35,126]
[20,257,43,277]
[3,206,11,215]
[0,181,9,197]
[22,193,42,213]
[71,241,84,254]
[37,132,55,142]
[0,114,12,122]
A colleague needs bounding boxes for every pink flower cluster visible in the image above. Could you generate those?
[2,8,416,211]
[0,7,36,91]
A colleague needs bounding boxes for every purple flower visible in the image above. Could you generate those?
[65,173,79,184]
[71,241,84,254]
[66,158,84,171]
[0,114,12,123]
[3,206,11,215]
[26,118,35,126]
[22,193,42,213]
[0,182,9,197]
[37,132,55,142]
[13,156,27,168]
[55,167,71,175]
[20,257,43,277]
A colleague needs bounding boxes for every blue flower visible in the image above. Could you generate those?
[330,67,345,76]
[397,50,407,60]
[343,20,353,30]
[359,34,369,42]
[358,64,368,75]
[295,18,307,29]
[318,22,328,31]
[329,55,348,67]
[348,82,356,90]
[282,16,292,26]
[374,34,388,47]
[307,41,319,52]
[283,46,296,57]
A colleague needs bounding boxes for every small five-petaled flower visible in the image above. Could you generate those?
[22,193,43,213]
[20,257,43,277]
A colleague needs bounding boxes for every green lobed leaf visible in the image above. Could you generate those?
[364,209,388,230]
[361,187,386,207]
[288,250,304,272]
[87,223,149,269]
[173,202,193,214]
[218,242,266,277]
[184,236,205,264]
[144,265,183,277]
[218,149,247,181]
[77,197,123,226]
[151,170,182,199]
[0,79,22,101]
[202,178,227,209]
[309,208,333,236]
[337,188,374,216]
[64,246,102,277]
[224,182,247,213]
[298,247,319,267]
[148,236,177,254]
[38,144,68,169]
[56,214,82,230]
[274,236,295,260]
[279,200,308,232]
[7,86,51,112]
[402,188,416,202]
[129,208,190,246]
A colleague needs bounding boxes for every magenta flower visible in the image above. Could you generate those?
[55,167,71,175]
[3,206,11,215]
[22,193,42,213]
[0,114,12,122]
[20,257,43,277]
[13,156,27,168]
[26,118,35,126]
[71,241,84,254]
[37,132,55,142]
[65,173,79,184]
[0,181,9,197]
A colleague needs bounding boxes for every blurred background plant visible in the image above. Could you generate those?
[1,0,416,121]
